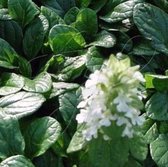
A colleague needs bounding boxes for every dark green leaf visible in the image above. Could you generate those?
[146,92,168,121]
[23,15,49,59]
[0,38,18,69]
[49,25,85,54]
[0,73,24,96]
[133,3,168,55]
[0,114,25,159]
[142,119,159,144]
[0,155,35,167]
[132,40,159,56]
[124,157,142,167]
[0,91,45,118]
[88,137,129,167]
[8,0,39,27]
[41,0,76,17]
[75,8,98,38]
[0,20,23,52]
[23,72,52,93]
[64,7,79,25]
[89,30,116,48]
[24,116,61,158]
[150,134,168,167]
[33,150,63,167]
[41,6,64,31]
[54,56,86,81]
[89,0,107,12]
[85,46,104,72]
[59,88,81,128]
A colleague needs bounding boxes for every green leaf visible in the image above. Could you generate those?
[59,88,81,130]
[50,82,79,98]
[0,9,12,20]
[0,114,25,159]
[17,56,32,77]
[0,20,23,52]
[49,25,86,54]
[133,3,168,55]
[23,15,49,59]
[142,119,159,144]
[0,155,35,167]
[88,137,129,167]
[64,7,79,25]
[85,46,104,72]
[145,92,168,121]
[41,0,76,17]
[0,0,7,8]
[89,30,116,48]
[67,124,87,153]
[145,74,168,91]
[129,133,148,161]
[24,116,61,158]
[124,157,142,167]
[33,150,63,167]
[54,56,86,81]
[150,134,168,167]
[0,38,18,69]
[132,40,159,56]
[41,6,64,30]
[75,8,98,38]
[8,0,39,27]
[101,0,143,23]
[0,73,24,96]
[76,0,91,7]
[0,91,45,118]
[23,72,52,93]
[89,0,108,12]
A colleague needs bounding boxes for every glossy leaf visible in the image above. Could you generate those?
[49,25,86,54]
[133,3,168,55]
[89,30,116,48]
[54,56,86,81]
[150,134,168,167]
[50,82,79,98]
[0,91,45,118]
[8,0,39,27]
[0,38,18,69]
[24,116,61,158]
[75,8,98,37]
[0,113,25,159]
[101,0,143,23]
[23,15,49,59]
[85,47,104,72]
[0,155,35,167]
[0,73,24,96]
[146,92,168,121]
[23,72,52,93]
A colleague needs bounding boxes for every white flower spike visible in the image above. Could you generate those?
[76,55,145,141]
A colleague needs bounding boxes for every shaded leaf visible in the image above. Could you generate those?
[24,116,61,158]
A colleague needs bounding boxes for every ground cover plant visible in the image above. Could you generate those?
[0,0,168,166]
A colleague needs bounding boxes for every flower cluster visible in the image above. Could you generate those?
[76,55,145,141]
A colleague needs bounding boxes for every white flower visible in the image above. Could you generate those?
[76,55,145,141]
